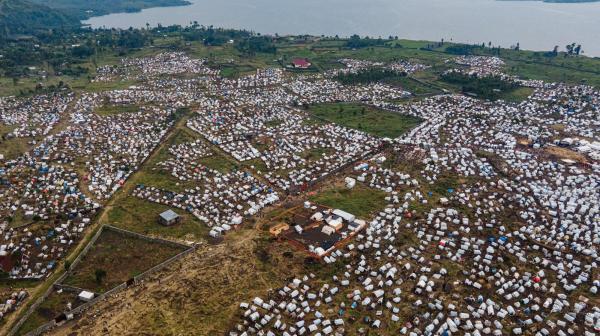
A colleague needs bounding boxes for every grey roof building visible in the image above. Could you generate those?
[158,209,180,226]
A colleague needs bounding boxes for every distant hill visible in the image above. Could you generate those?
[543,0,600,2]
[0,0,191,38]
[0,0,79,37]
[30,0,192,20]
[501,0,600,3]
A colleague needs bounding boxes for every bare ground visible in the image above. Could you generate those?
[49,228,301,336]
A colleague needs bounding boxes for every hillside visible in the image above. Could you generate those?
[0,0,78,37]
[0,0,190,38]
[502,0,600,2]
[31,0,191,20]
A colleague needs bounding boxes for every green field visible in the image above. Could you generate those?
[94,104,140,116]
[103,196,210,241]
[384,76,441,95]
[299,147,333,163]
[309,183,387,219]
[198,153,238,173]
[498,87,535,103]
[309,102,423,138]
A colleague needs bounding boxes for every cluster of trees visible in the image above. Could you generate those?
[0,27,155,80]
[441,72,520,100]
[565,43,582,56]
[234,35,277,55]
[421,40,504,56]
[0,19,278,85]
[182,25,251,46]
[335,68,407,85]
[346,34,388,49]
[444,44,487,55]
[0,0,79,38]
[0,0,195,40]
[29,0,191,20]
[546,43,583,57]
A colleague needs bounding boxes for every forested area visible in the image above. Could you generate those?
[441,72,521,100]
[30,0,190,19]
[346,34,388,49]
[0,0,78,37]
[335,68,408,85]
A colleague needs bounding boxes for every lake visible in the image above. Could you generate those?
[84,0,600,56]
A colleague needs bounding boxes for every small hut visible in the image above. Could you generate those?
[158,209,181,226]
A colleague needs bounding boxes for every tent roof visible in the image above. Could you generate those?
[160,209,180,221]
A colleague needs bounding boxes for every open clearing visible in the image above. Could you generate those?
[94,104,140,116]
[309,183,387,219]
[103,196,210,241]
[309,102,423,138]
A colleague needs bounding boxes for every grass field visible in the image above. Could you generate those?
[198,153,238,173]
[102,196,210,241]
[216,63,257,78]
[62,229,186,293]
[243,158,268,172]
[301,147,334,162]
[498,87,535,103]
[383,76,441,95]
[0,137,35,161]
[309,183,387,219]
[94,104,140,116]
[0,278,40,291]
[309,102,423,138]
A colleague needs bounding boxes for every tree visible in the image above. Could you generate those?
[235,36,276,55]
[566,43,577,56]
[95,269,107,284]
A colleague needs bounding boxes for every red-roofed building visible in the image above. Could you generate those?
[292,58,311,69]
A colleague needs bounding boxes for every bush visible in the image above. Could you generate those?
[95,269,107,284]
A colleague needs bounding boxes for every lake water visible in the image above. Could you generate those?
[84,0,600,56]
